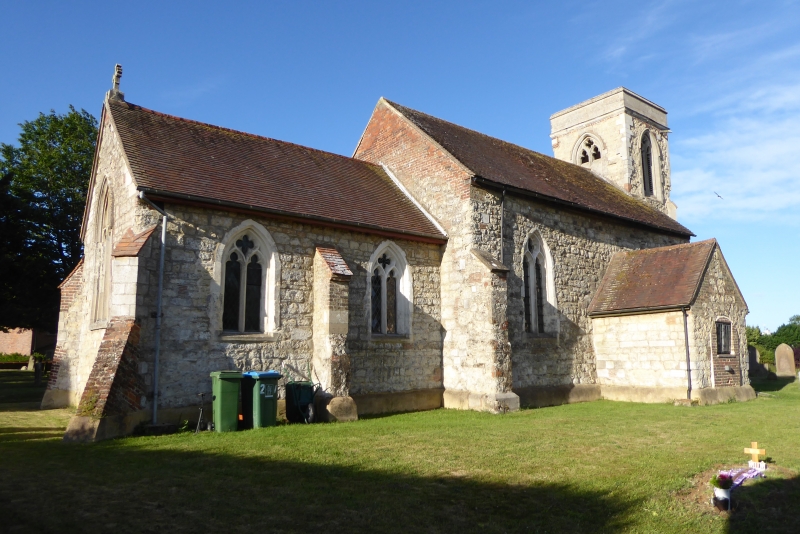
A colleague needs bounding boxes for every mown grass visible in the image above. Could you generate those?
[0,371,798,533]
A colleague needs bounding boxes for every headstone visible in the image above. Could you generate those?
[748,346,765,376]
[744,441,767,472]
[775,344,796,377]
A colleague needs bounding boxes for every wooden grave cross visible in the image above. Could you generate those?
[744,441,766,471]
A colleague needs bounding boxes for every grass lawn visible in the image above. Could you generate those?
[1,371,798,533]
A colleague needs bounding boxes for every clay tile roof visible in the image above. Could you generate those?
[108,100,445,242]
[588,239,717,315]
[112,226,157,257]
[316,247,353,277]
[384,100,693,238]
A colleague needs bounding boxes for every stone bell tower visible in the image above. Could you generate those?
[549,87,677,219]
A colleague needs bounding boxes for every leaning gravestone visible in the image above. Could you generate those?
[774,343,797,377]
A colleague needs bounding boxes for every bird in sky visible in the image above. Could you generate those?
[714,191,724,199]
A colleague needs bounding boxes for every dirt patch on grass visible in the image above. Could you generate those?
[676,464,800,532]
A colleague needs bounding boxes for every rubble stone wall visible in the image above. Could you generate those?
[689,247,749,389]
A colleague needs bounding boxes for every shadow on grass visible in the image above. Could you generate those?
[728,475,800,533]
[0,435,640,534]
[0,370,47,404]
[0,427,66,443]
[750,377,796,393]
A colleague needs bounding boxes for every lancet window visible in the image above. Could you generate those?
[641,133,655,197]
[578,137,602,165]
[521,232,557,336]
[223,234,265,333]
[91,185,113,324]
[369,243,412,336]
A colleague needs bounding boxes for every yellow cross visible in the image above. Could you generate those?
[744,441,765,463]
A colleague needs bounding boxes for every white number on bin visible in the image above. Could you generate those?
[260,383,276,398]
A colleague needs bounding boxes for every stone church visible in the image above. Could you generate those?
[44,69,753,440]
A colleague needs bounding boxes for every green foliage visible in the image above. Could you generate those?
[0,107,97,331]
[753,344,775,365]
[709,473,734,489]
[746,325,762,345]
[0,352,44,363]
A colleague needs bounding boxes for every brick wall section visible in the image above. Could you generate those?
[76,317,145,418]
[0,329,33,355]
[689,247,748,389]
[47,261,85,390]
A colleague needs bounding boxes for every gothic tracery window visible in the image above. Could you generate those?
[223,234,265,333]
[91,185,113,324]
[522,233,556,336]
[578,137,601,166]
[369,243,412,336]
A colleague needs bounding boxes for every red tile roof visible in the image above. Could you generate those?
[384,100,693,237]
[316,247,353,277]
[112,226,157,257]
[107,100,445,242]
[588,239,717,315]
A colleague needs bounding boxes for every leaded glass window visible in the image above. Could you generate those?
[370,251,404,335]
[222,235,264,333]
[522,233,553,336]
[92,186,113,324]
[535,258,545,334]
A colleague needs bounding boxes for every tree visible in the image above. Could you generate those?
[0,107,97,331]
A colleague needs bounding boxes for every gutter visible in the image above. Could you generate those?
[138,191,169,424]
[588,304,691,318]
[137,187,448,245]
[470,176,694,239]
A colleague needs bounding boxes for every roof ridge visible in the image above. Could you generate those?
[108,100,385,172]
[620,238,716,255]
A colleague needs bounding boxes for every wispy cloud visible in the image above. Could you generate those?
[160,78,225,107]
[672,102,800,225]
[600,0,682,63]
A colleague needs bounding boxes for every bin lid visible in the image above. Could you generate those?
[243,370,283,379]
[210,370,243,379]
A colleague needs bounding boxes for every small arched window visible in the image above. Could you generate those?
[522,232,557,336]
[641,133,654,197]
[368,242,412,336]
[578,137,602,166]
[218,221,280,335]
[91,184,113,324]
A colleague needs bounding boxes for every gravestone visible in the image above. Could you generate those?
[774,343,796,377]
[748,346,766,376]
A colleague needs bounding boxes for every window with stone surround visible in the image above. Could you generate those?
[641,133,655,197]
[368,241,412,336]
[91,183,113,325]
[521,232,558,336]
[716,319,732,355]
[218,220,280,336]
[573,135,603,168]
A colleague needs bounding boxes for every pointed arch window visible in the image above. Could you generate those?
[579,137,602,165]
[369,243,412,336]
[522,233,557,336]
[91,185,113,324]
[218,222,280,335]
[641,133,654,197]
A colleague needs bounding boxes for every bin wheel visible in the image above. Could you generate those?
[302,403,315,424]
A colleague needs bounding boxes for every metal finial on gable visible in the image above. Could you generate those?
[106,64,125,102]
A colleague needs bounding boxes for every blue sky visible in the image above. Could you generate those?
[1,1,798,329]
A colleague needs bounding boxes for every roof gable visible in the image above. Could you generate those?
[588,239,718,315]
[107,100,445,242]
[383,99,693,238]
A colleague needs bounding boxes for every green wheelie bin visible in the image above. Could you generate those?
[242,371,282,428]
[210,371,242,432]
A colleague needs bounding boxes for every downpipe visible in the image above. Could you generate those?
[682,307,692,401]
[138,191,169,424]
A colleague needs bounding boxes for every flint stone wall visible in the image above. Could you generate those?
[44,112,144,407]
[490,192,685,390]
[131,204,444,409]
